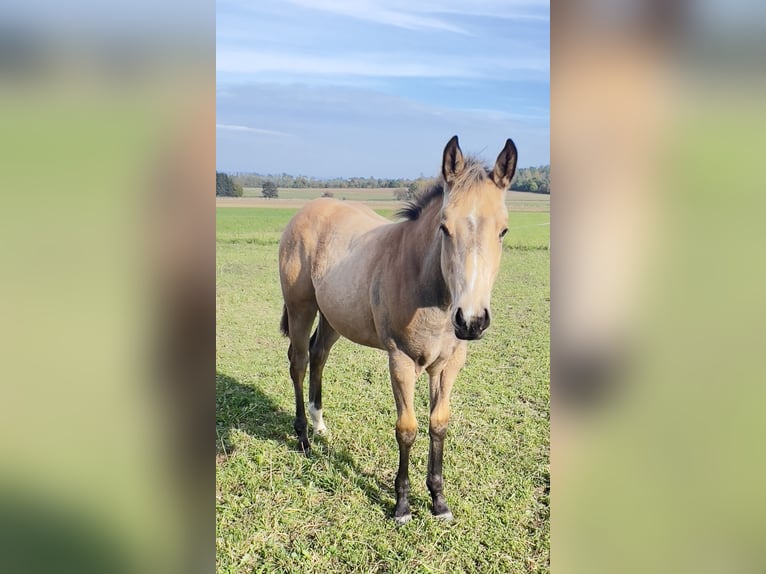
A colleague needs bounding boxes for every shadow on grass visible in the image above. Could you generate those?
[216,372,394,515]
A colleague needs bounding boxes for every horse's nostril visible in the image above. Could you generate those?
[455,307,466,328]
[483,308,491,329]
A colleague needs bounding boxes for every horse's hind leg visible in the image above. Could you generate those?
[308,313,340,435]
[285,303,318,455]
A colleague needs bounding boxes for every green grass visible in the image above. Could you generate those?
[216,207,550,573]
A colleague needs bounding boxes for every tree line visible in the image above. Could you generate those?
[510,165,549,193]
[216,172,243,197]
[231,173,411,190]
[216,165,550,197]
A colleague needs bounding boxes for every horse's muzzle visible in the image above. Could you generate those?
[453,307,490,340]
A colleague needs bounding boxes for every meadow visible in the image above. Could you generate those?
[216,202,550,573]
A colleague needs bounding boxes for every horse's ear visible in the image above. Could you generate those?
[442,135,465,186]
[491,138,518,190]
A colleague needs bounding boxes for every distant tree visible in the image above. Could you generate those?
[510,165,550,194]
[262,181,278,199]
[216,172,243,197]
[394,188,409,201]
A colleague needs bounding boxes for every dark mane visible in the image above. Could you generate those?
[396,181,444,221]
[395,156,490,221]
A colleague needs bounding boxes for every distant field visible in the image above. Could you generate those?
[219,188,550,212]
[216,206,550,573]
[242,187,397,201]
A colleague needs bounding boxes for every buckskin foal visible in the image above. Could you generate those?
[278,135,517,523]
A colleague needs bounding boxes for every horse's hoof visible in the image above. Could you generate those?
[394,513,412,525]
[297,439,311,456]
[433,510,453,521]
[314,423,327,436]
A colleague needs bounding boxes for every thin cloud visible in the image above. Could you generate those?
[282,0,471,34]
[216,50,548,79]
[217,51,464,77]
[216,124,294,137]
[464,108,549,122]
[403,0,549,21]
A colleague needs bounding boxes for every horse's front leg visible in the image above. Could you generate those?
[388,350,418,524]
[426,343,466,520]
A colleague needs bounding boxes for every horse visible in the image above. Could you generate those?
[278,135,517,523]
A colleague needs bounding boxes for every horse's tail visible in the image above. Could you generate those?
[280,305,289,337]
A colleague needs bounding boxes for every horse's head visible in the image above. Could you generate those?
[439,136,517,340]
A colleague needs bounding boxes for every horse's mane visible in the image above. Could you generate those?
[396,156,490,221]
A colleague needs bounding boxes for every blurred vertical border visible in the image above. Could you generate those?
[0,1,214,573]
[553,1,766,573]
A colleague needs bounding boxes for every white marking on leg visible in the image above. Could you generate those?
[308,402,327,435]
[433,510,454,521]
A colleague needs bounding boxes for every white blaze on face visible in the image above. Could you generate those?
[460,205,489,320]
[464,210,479,317]
[308,402,327,435]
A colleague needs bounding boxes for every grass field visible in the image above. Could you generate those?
[216,205,550,573]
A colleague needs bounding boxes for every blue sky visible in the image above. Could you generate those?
[216,0,549,178]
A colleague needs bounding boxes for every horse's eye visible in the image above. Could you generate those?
[439,224,451,237]
[499,228,508,239]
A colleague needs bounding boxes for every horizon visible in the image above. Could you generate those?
[219,163,550,180]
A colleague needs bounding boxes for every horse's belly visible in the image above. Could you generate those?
[315,286,383,349]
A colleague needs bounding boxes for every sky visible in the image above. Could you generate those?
[216,0,549,178]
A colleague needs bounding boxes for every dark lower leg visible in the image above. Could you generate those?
[427,425,451,517]
[394,428,416,522]
[290,345,310,454]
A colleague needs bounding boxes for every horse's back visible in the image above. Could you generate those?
[279,198,389,292]
[289,197,389,232]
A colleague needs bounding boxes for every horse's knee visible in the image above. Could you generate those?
[429,419,449,441]
[396,420,418,448]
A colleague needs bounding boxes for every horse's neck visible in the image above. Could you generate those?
[400,206,450,310]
